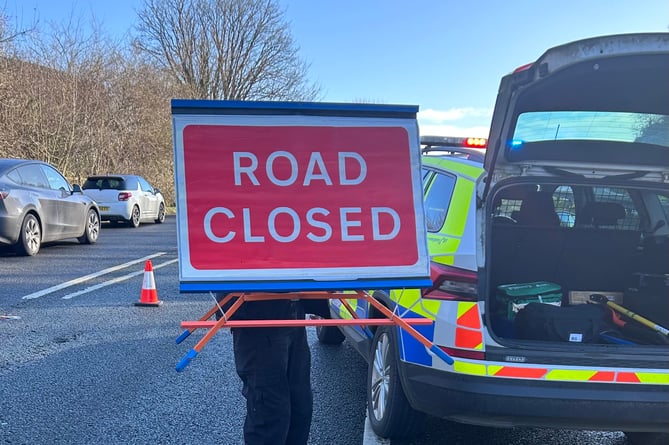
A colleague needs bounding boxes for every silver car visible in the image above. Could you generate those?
[82,174,166,228]
[0,159,101,256]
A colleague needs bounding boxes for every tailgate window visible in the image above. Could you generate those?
[84,178,124,190]
[508,111,668,165]
[513,111,668,146]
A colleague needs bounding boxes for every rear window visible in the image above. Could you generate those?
[591,187,640,231]
[513,111,669,147]
[83,177,126,190]
[15,164,49,188]
[492,184,644,231]
[505,111,669,167]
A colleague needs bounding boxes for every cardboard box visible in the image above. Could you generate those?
[569,291,623,305]
[497,282,562,320]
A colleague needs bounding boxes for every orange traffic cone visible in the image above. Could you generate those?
[135,260,163,306]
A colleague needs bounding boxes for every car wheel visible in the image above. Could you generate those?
[316,324,345,345]
[624,432,669,445]
[78,209,100,244]
[155,203,165,224]
[367,325,425,439]
[128,205,140,228]
[15,214,41,256]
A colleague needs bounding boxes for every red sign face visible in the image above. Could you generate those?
[182,125,418,270]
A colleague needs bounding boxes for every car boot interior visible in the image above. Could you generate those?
[488,182,669,347]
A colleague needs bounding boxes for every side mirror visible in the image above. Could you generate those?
[72,184,82,194]
[154,188,161,195]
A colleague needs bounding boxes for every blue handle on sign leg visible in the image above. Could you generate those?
[176,330,191,344]
[430,345,454,365]
[176,349,198,372]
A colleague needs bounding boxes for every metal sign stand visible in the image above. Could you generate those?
[175,290,453,371]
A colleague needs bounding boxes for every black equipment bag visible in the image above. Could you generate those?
[625,273,669,328]
[514,302,610,343]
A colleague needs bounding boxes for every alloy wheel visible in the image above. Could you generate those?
[156,203,165,223]
[130,206,140,228]
[86,210,100,242]
[25,216,40,255]
[370,331,390,421]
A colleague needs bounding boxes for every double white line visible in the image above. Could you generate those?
[21,253,178,300]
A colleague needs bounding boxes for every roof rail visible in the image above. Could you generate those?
[421,146,485,162]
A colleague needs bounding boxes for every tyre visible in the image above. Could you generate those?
[15,213,41,256]
[316,324,345,345]
[78,209,100,244]
[367,325,425,439]
[128,205,140,228]
[155,203,166,224]
[624,432,669,445]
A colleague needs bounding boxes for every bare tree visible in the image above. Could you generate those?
[134,0,319,101]
[0,8,35,48]
[8,16,118,175]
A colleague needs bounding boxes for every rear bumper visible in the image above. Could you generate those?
[400,361,669,433]
[97,202,132,221]
[0,214,20,245]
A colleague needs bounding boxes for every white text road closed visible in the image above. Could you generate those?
[203,206,401,243]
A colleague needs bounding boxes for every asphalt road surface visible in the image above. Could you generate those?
[0,216,638,444]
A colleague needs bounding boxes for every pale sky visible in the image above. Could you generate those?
[6,0,669,137]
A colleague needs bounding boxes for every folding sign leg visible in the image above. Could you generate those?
[175,290,448,371]
[359,291,454,365]
[175,293,236,345]
[175,294,245,372]
[338,296,374,338]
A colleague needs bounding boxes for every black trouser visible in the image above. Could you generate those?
[230,300,313,445]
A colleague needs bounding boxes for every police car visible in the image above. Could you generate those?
[319,33,669,444]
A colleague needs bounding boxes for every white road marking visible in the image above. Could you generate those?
[21,253,167,300]
[61,258,179,299]
[1,315,21,320]
[362,409,391,445]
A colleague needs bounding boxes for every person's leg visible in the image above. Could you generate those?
[285,326,312,445]
[233,328,292,445]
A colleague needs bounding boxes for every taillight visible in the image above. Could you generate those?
[421,261,478,301]
[439,346,485,361]
[118,192,132,201]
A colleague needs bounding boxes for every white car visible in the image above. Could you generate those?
[82,174,166,227]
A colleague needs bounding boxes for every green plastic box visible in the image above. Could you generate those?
[496,281,562,320]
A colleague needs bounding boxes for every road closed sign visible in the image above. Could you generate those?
[171,100,430,292]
